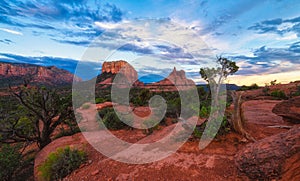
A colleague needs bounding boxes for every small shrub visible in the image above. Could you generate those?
[95,97,106,104]
[238,83,260,91]
[142,119,159,135]
[192,117,230,139]
[0,144,22,181]
[270,90,287,99]
[291,85,300,97]
[101,110,132,130]
[81,103,90,109]
[262,86,270,95]
[38,146,87,181]
[270,80,278,85]
[199,106,209,118]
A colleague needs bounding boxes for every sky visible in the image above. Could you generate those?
[0,0,300,85]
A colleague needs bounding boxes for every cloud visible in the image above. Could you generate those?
[199,0,264,34]
[0,28,23,35]
[95,21,121,29]
[230,42,300,76]
[52,39,91,46]
[248,16,300,36]
[0,0,124,43]
[0,39,14,44]
[289,41,300,53]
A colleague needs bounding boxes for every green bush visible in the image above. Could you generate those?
[0,144,22,181]
[142,119,159,135]
[192,117,230,139]
[291,85,300,97]
[100,109,133,130]
[38,146,87,181]
[262,86,270,95]
[95,97,106,104]
[199,106,209,118]
[81,103,90,109]
[270,90,287,99]
[238,83,260,91]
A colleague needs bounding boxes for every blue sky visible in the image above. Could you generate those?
[0,0,300,85]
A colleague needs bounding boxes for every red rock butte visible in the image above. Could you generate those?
[102,60,138,82]
[98,60,195,91]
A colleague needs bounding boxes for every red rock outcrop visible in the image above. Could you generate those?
[145,67,195,91]
[101,60,138,82]
[235,125,300,180]
[272,96,300,124]
[0,62,81,85]
[98,61,195,91]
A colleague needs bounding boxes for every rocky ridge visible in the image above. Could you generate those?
[0,62,81,86]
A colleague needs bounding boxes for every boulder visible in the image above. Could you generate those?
[272,96,300,123]
[235,125,300,180]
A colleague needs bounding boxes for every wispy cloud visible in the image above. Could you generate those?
[0,28,23,35]
[94,21,121,29]
[0,0,124,43]
[0,39,14,44]
[248,16,300,37]
[230,42,300,76]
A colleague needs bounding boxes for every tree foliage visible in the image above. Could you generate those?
[0,85,76,149]
[200,56,239,85]
[38,146,87,181]
[0,144,22,181]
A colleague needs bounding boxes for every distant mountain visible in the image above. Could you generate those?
[197,84,240,91]
[0,61,81,87]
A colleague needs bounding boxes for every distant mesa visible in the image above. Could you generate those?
[97,60,195,91]
[0,62,81,87]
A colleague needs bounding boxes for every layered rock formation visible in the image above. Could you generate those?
[235,125,300,180]
[0,62,81,86]
[272,96,300,123]
[101,60,138,82]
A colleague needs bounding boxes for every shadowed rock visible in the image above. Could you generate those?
[235,125,300,180]
[272,96,300,124]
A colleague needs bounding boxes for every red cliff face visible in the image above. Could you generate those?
[101,60,138,82]
[145,67,195,91]
[0,62,81,85]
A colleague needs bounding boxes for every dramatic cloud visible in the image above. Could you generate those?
[248,16,300,36]
[230,42,300,76]
[0,0,124,42]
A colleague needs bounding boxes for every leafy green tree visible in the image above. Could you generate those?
[199,56,240,139]
[0,85,76,149]
[200,56,239,97]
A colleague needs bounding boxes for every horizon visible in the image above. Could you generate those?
[0,0,300,86]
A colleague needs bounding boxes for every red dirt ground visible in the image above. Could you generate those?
[34,93,298,180]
